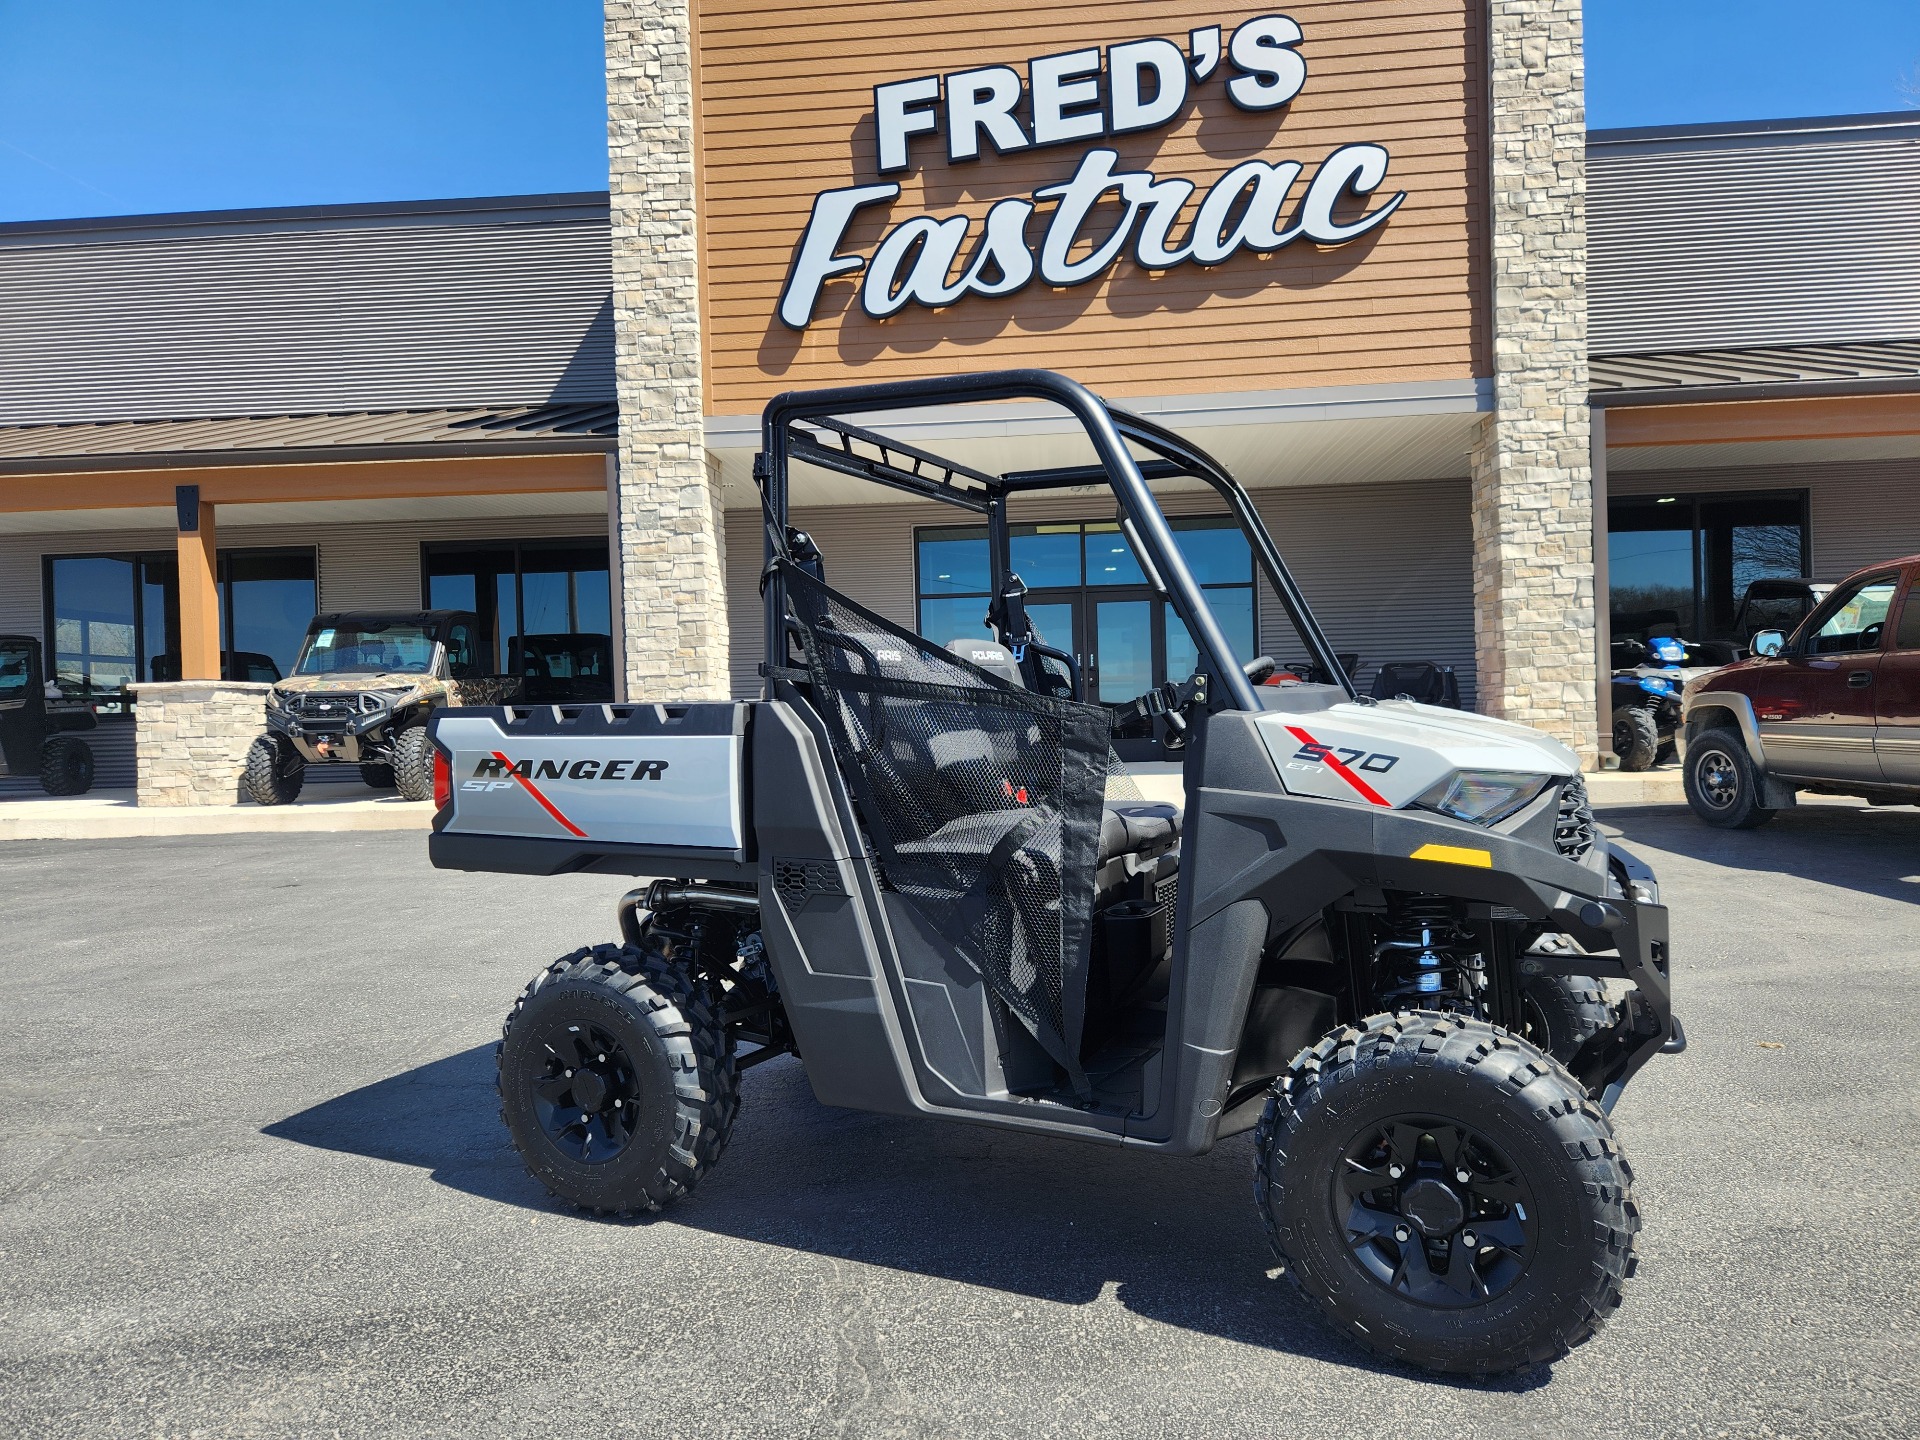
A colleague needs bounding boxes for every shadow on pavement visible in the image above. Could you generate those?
[265,1045,1548,1390]
[1599,802,1920,905]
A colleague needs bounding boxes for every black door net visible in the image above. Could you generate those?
[779,560,1120,1092]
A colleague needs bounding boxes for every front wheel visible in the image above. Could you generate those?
[498,943,739,1217]
[1683,728,1775,829]
[1520,973,1616,1066]
[241,734,304,805]
[1254,1012,1640,1375]
[39,736,95,795]
[1611,706,1659,772]
[391,724,433,801]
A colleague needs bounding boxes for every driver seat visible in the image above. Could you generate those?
[943,636,1182,870]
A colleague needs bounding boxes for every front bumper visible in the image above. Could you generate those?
[266,705,397,765]
[1370,808,1679,1109]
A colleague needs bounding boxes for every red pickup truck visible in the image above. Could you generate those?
[1681,555,1920,826]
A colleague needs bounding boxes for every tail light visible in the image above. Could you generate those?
[432,749,451,810]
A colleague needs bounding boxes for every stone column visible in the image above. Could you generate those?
[130,681,271,806]
[1470,0,1597,763]
[605,0,730,701]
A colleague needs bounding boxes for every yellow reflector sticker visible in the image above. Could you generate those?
[1410,843,1493,868]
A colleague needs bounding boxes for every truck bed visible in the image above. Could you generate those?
[426,702,754,879]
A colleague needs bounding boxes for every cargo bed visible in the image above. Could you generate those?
[427,702,754,879]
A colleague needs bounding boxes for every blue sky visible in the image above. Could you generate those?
[0,1,1916,223]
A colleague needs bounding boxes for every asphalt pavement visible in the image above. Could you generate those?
[2,802,1916,1437]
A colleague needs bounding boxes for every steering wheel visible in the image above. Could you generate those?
[1243,655,1277,684]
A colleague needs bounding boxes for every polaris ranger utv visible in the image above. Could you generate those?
[0,634,97,794]
[248,610,519,804]
[428,371,1679,1376]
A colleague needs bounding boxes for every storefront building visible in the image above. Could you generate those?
[2,2,1916,794]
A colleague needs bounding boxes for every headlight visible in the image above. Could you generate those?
[1638,675,1675,695]
[371,687,420,710]
[1414,770,1553,826]
[265,689,285,711]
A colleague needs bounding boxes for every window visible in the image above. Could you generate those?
[0,638,34,702]
[423,538,612,674]
[1609,491,1808,642]
[1808,579,1895,655]
[44,548,315,702]
[446,621,480,680]
[1898,580,1920,653]
[912,516,1257,698]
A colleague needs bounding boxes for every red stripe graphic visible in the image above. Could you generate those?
[1283,725,1392,808]
[492,751,588,837]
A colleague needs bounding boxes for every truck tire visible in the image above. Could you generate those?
[1611,706,1659,772]
[1683,728,1775,829]
[39,736,94,795]
[1254,1011,1640,1376]
[498,942,739,1217]
[1520,974,1616,1065]
[359,763,395,789]
[242,734,304,805]
[391,724,433,801]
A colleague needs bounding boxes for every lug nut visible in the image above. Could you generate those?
[1462,1230,1477,1248]
[1394,1225,1411,1243]
[565,1069,573,1078]
[1388,1164,1405,1179]
[598,1053,606,1062]
[1456,1168,1471,1183]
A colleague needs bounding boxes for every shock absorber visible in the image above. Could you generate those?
[1372,895,1486,1012]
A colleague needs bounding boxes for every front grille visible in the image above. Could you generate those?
[1554,776,1596,859]
[285,692,383,721]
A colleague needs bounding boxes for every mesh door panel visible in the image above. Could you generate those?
[781,562,1116,1087]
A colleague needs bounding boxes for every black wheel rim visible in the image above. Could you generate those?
[1334,1116,1537,1308]
[1612,718,1634,752]
[1694,747,1740,809]
[528,1019,643,1164]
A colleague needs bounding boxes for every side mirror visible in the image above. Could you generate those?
[1752,630,1787,659]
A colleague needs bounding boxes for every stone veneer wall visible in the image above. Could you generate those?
[130,682,271,806]
[1470,0,1597,763]
[605,0,732,702]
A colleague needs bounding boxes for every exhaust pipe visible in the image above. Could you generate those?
[616,880,759,946]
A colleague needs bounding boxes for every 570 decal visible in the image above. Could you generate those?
[1290,740,1399,773]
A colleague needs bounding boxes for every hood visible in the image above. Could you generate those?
[1253,697,1578,811]
[272,672,432,695]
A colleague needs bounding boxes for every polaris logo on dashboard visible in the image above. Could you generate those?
[469,756,669,783]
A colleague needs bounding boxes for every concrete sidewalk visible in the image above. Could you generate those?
[1,765,1686,841]
[0,789,434,840]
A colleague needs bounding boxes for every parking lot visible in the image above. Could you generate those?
[2,802,1915,1438]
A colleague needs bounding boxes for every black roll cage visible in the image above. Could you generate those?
[757,369,1354,711]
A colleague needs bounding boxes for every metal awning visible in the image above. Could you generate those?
[0,401,617,475]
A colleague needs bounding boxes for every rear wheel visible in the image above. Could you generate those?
[38,736,94,795]
[1683,728,1775,829]
[498,943,739,1217]
[241,734,304,805]
[1254,1012,1639,1375]
[391,724,432,801]
[359,763,395,789]
[1611,707,1659,772]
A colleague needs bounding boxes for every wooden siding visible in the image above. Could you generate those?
[696,0,1488,413]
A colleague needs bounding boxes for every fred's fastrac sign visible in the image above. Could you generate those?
[778,16,1407,330]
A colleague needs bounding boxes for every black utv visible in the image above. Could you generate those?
[428,371,1680,1376]
[0,635,97,795]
